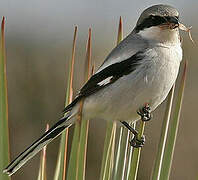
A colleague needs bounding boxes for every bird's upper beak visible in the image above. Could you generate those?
[169,16,179,26]
[160,16,190,32]
[159,16,179,29]
[166,16,179,29]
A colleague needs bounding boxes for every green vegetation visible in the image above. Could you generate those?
[0,17,11,180]
[1,17,187,180]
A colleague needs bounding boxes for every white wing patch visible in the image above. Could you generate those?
[97,76,113,86]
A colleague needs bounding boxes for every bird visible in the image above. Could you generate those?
[4,4,185,176]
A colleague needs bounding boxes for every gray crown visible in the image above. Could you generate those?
[137,4,179,26]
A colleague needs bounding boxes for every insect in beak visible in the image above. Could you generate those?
[179,23,195,44]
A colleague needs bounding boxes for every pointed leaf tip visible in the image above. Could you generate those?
[89,27,91,34]
[119,16,122,26]
[85,28,92,79]
[91,64,95,75]
[74,26,78,31]
[88,28,91,44]
[1,16,5,37]
[117,16,123,44]
[1,16,5,26]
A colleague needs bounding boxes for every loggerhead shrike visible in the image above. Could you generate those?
[4,4,187,176]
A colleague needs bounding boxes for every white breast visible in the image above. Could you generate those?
[82,42,182,122]
[140,43,182,110]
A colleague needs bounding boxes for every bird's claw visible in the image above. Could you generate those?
[137,104,152,121]
[130,135,145,148]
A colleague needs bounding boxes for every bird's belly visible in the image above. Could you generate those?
[83,46,181,122]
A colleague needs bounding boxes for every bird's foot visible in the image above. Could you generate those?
[121,121,145,148]
[130,134,145,148]
[122,104,152,148]
[137,103,152,121]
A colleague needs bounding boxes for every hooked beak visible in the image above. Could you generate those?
[159,16,180,29]
[167,16,179,29]
[169,16,179,24]
[162,16,194,44]
[168,16,191,32]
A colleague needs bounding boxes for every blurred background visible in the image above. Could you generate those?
[0,0,198,179]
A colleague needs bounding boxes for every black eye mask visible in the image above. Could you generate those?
[135,15,179,32]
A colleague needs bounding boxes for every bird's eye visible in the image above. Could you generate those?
[150,15,155,20]
[165,16,171,22]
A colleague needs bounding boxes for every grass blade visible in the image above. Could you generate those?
[66,27,92,180]
[126,123,136,180]
[159,61,187,180]
[0,17,11,180]
[38,124,49,180]
[151,85,175,180]
[100,17,123,180]
[128,121,145,180]
[113,127,130,180]
[66,119,80,180]
[76,28,92,180]
[100,123,116,180]
[54,26,77,180]
[113,16,131,180]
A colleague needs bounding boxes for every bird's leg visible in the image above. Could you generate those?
[121,104,152,148]
[121,121,145,148]
[137,103,152,122]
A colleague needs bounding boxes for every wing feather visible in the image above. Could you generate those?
[63,50,145,113]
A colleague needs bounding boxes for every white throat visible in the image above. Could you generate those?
[137,26,181,45]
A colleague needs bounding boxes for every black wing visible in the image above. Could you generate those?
[63,51,144,113]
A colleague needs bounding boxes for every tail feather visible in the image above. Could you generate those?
[3,113,75,176]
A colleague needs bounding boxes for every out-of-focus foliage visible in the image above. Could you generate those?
[0,17,10,180]
[54,26,77,180]
[1,2,197,179]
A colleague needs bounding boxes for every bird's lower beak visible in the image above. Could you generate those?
[169,23,179,29]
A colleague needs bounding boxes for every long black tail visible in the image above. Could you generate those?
[3,113,75,176]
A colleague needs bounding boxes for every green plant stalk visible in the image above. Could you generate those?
[76,119,89,180]
[151,85,175,180]
[38,159,42,180]
[159,61,187,180]
[113,127,129,180]
[128,121,145,180]
[110,127,116,179]
[54,26,77,180]
[53,130,66,180]
[76,28,92,180]
[0,17,10,180]
[100,122,116,180]
[100,17,122,180]
[112,16,131,180]
[38,124,49,180]
[126,123,136,180]
[38,152,47,180]
[66,122,80,180]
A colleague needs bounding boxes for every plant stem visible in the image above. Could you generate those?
[128,121,145,180]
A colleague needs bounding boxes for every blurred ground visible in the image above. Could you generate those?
[0,0,198,179]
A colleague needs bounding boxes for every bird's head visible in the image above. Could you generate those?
[134,4,184,44]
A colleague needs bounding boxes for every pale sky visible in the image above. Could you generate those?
[0,0,197,42]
